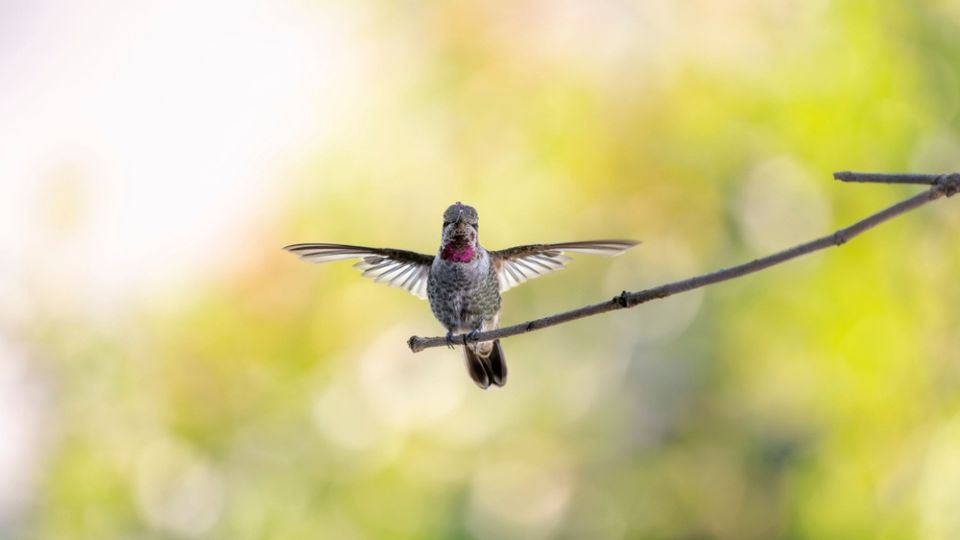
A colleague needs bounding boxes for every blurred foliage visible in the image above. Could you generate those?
[5,0,960,539]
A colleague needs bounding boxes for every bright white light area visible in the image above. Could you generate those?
[0,337,48,530]
[0,0,370,313]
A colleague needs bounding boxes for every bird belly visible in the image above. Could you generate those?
[428,255,501,333]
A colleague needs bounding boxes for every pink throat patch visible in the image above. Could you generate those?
[441,243,474,262]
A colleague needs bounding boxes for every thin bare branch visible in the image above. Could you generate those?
[408,172,960,353]
[834,171,943,185]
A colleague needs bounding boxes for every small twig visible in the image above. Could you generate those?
[407,172,960,352]
[834,171,941,185]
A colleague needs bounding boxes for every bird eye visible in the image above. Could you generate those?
[470,223,478,230]
[443,221,452,227]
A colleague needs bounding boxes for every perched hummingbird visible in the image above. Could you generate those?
[284,202,637,389]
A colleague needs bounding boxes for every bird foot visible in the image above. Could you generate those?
[462,329,480,346]
[445,330,456,350]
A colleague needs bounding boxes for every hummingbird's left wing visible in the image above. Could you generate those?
[491,240,638,293]
[284,243,434,299]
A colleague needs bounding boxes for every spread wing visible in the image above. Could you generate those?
[284,243,434,299]
[491,240,638,293]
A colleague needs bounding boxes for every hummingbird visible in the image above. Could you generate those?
[284,202,638,389]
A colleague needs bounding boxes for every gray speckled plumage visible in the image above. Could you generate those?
[428,245,506,389]
[427,248,501,336]
[284,202,639,390]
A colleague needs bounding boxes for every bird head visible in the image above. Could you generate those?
[440,202,479,261]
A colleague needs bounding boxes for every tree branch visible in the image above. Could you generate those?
[407,172,960,353]
[834,171,944,185]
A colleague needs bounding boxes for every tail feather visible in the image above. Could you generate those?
[463,340,507,389]
[464,346,490,389]
[486,340,507,387]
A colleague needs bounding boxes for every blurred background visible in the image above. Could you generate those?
[2,0,960,538]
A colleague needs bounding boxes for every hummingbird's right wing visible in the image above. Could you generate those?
[284,243,434,299]
[491,240,638,293]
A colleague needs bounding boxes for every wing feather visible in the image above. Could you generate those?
[502,263,523,289]
[491,239,638,293]
[524,255,554,272]
[512,258,539,276]
[284,243,434,299]
[389,264,416,286]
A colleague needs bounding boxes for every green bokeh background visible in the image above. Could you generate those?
[6,1,960,539]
